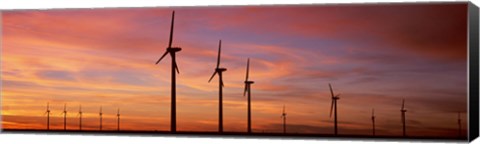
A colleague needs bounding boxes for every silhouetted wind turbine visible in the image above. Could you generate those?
[61,103,67,131]
[328,83,340,136]
[244,58,255,134]
[155,10,181,133]
[281,105,287,134]
[77,105,82,130]
[457,112,461,138]
[99,106,103,131]
[208,40,227,133]
[372,108,375,136]
[117,108,120,131]
[44,102,51,130]
[400,99,407,137]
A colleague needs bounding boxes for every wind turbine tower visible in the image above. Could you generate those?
[208,40,227,133]
[99,106,103,131]
[44,102,51,130]
[61,103,67,131]
[117,108,120,131]
[328,83,340,136]
[372,108,375,136]
[244,58,255,134]
[78,105,82,130]
[281,105,287,134]
[401,99,407,137]
[155,10,181,133]
[458,112,461,138]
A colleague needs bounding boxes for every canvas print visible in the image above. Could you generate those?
[0,2,474,141]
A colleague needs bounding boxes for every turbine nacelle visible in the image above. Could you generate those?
[333,94,340,100]
[401,99,407,112]
[244,81,254,84]
[328,83,340,118]
[216,68,227,72]
[371,109,375,120]
[207,40,226,85]
[155,11,181,75]
[243,81,254,96]
[167,47,182,52]
[61,104,67,115]
[44,103,51,115]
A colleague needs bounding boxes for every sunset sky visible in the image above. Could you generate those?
[1,3,469,138]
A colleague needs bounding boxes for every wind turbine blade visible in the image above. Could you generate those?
[216,40,221,68]
[245,58,250,81]
[402,99,405,110]
[208,71,217,82]
[372,109,375,116]
[243,84,248,96]
[155,51,169,64]
[221,79,224,87]
[329,83,334,98]
[168,11,175,48]
[283,105,285,114]
[174,61,180,74]
[329,100,334,118]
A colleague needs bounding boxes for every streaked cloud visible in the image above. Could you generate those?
[1,3,468,138]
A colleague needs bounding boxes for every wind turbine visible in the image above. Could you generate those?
[155,10,181,133]
[117,108,120,131]
[372,108,375,136]
[208,40,227,133]
[78,105,82,131]
[61,103,67,131]
[244,58,255,134]
[328,83,340,136]
[44,102,51,130]
[99,106,103,131]
[400,99,407,137]
[281,105,287,134]
[457,112,461,138]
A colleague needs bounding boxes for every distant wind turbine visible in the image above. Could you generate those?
[328,83,340,136]
[78,105,82,130]
[61,103,67,131]
[208,40,227,133]
[99,106,103,131]
[117,108,120,131]
[400,99,407,137]
[44,102,51,130]
[458,112,461,138]
[155,10,181,133]
[281,105,287,134]
[372,108,375,136]
[244,58,255,134]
